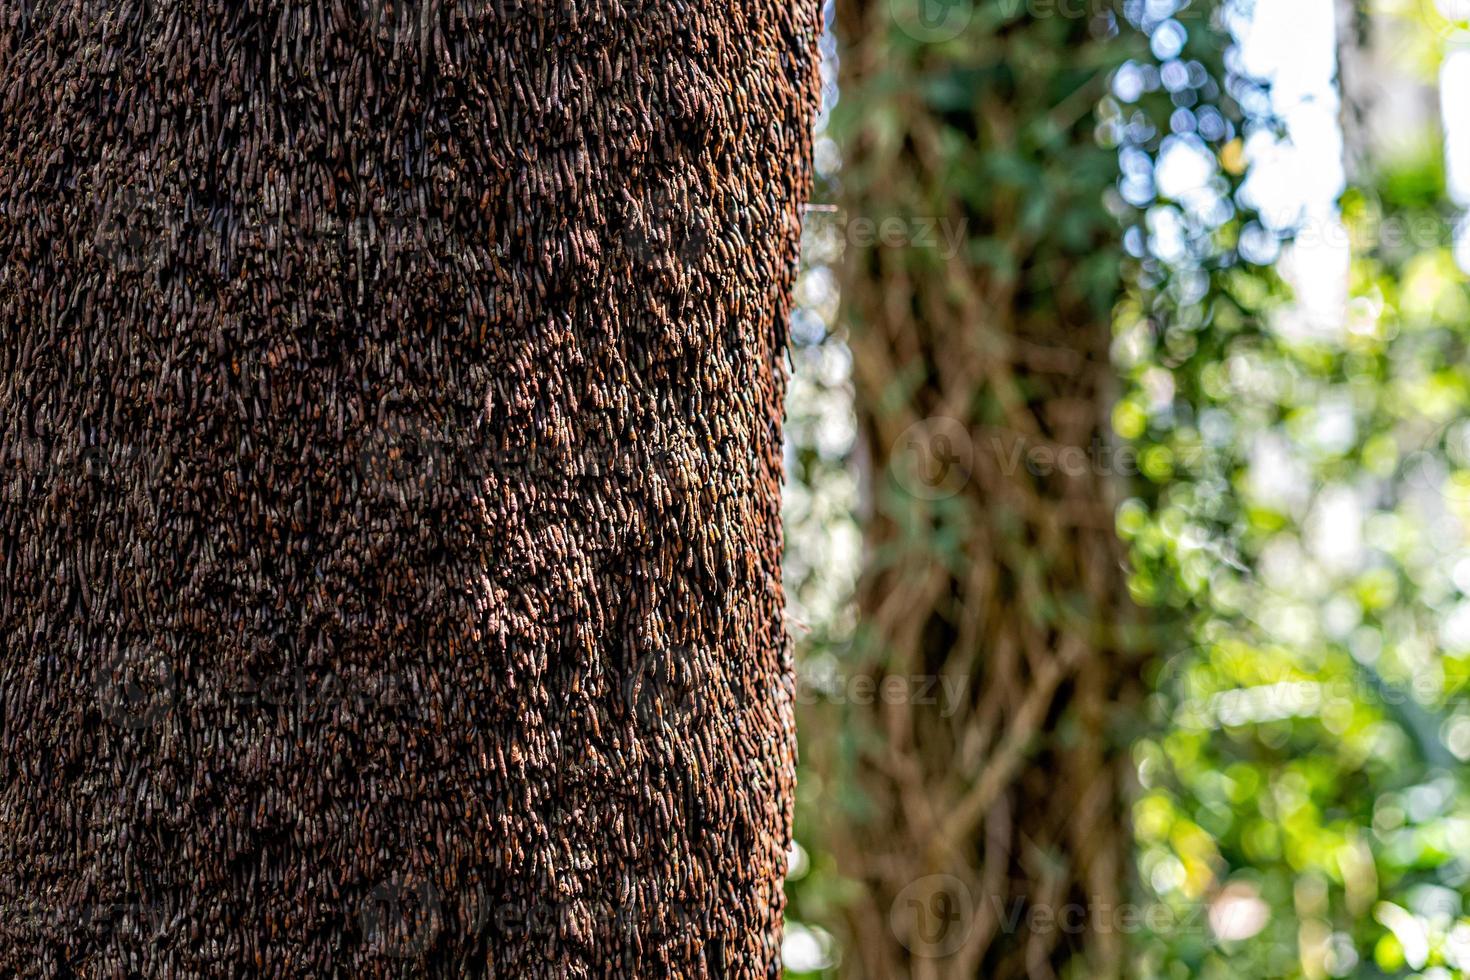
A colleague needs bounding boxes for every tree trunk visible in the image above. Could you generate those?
[824,3,1143,976]
[0,2,818,975]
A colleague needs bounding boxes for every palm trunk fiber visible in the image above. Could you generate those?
[0,1,819,975]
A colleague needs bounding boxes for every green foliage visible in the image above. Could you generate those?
[1120,15,1470,977]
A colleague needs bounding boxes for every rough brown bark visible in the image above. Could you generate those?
[0,1,819,975]
[823,3,1142,977]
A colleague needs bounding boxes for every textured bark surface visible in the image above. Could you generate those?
[0,2,818,975]
[826,3,1141,977]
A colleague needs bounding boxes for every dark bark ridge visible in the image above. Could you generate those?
[0,1,819,975]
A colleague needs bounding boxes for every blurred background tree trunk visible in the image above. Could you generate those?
[824,3,1150,976]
